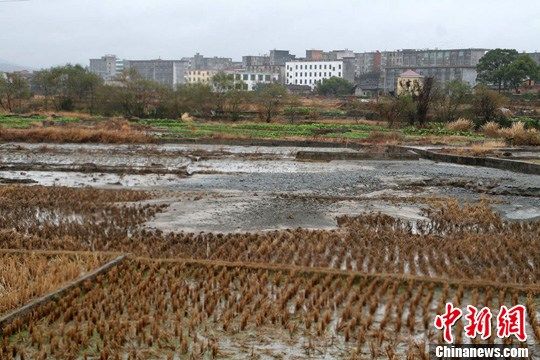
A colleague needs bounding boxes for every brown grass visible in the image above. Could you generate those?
[446,118,474,132]
[441,140,506,156]
[481,121,501,138]
[498,122,540,146]
[0,119,153,144]
[0,252,110,315]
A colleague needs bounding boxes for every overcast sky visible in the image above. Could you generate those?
[1,0,539,68]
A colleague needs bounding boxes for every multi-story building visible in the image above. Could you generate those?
[225,70,278,91]
[285,60,354,89]
[243,51,295,84]
[382,48,489,93]
[354,51,383,75]
[124,59,187,88]
[190,53,233,71]
[269,50,295,65]
[185,69,219,84]
[242,55,270,68]
[305,49,355,61]
[89,55,124,81]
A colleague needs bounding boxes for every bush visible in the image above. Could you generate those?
[481,121,501,138]
[472,86,505,126]
[498,122,540,146]
[446,118,474,132]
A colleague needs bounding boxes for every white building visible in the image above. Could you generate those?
[225,70,278,91]
[285,60,345,89]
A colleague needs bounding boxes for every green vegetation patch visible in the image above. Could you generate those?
[0,115,81,129]
[139,119,386,139]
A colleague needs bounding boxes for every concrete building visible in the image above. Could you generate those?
[89,55,124,81]
[225,70,278,91]
[382,48,488,93]
[242,55,270,68]
[190,53,233,71]
[243,51,295,84]
[305,49,355,61]
[185,69,219,84]
[124,59,187,88]
[285,60,354,90]
[354,51,383,75]
[269,50,295,65]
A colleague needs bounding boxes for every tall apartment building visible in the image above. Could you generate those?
[89,55,124,81]
[243,51,295,84]
[285,60,354,90]
[225,70,278,91]
[124,59,187,88]
[269,50,296,65]
[190,53,233,70]
[305,49,355,61]
[382,48,489,93]
[354,51,383,76]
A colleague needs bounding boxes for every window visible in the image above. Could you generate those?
[324,65,327,69]
[258,74,263,81]
[235,74,241,80]
[319,65,322,69]
[265,75,270,81]
[243,74,248,81]
[294,79,297,84]
[319,72,322,76]
[338,72,341,77]
[250,74,255,81]
[299,79,302,84]
[295,65,298,70]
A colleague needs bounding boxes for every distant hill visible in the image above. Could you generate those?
[0,59,33,72]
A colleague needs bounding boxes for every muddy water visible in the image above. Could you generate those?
[0,142,539,232]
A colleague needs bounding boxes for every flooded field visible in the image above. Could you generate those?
[0,142,538,232]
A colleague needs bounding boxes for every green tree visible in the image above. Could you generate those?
[115,69,170,118]
[477,49,519,91]
[225,89,249,121]
[435,80,472,122]
[33,69,58,111]
[315,77,354,96]
[32,65,102,111]
[254,83,288,122]
[505,55,540,92]
[472,85,506,125]
[0,73,31,112]
[211,72,235,114]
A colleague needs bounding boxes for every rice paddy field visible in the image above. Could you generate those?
[0,141,538,359]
